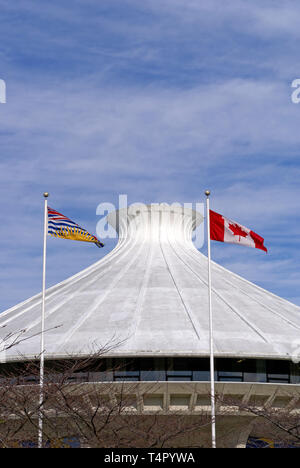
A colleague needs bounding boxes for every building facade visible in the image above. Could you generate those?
[1,203,300,448]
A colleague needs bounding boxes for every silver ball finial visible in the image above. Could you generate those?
[43,192,49,198]
[205,190,210,197]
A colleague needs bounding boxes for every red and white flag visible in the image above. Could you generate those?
[210,210,267,253]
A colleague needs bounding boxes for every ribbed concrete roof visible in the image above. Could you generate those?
[0,203,300,362]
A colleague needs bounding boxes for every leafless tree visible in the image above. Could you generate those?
[0,324,61,354]
[219,393,300,448]
[0,355,214,448]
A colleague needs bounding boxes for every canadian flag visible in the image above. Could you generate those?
[210,210,267,253]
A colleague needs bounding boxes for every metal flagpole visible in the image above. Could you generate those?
[38,192,49,449]
[205,190,216,449]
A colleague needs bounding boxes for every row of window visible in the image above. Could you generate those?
[107,357,297,383]
[1,358,299,384]
[57,358,299,384]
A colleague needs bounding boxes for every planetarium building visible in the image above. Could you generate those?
[1,203,300,448]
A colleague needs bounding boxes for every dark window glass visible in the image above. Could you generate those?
[114,371,139,378]
[266,360,290,383]
[0,357,298,385]
[218,376,243,382]
[167,370,192,377]
[193,370,210,381]
[114,376,139,382]
[167,376,193,381]
[140,370,166,381]
[216,359,244,382]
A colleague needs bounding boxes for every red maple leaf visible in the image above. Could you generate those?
[228,222,248,240]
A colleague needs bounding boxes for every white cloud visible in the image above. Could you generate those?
[0,0,299,310]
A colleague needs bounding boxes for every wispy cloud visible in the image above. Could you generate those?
[0,0,299,310]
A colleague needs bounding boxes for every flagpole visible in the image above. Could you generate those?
[38,192,49,449]
[205,190,216,449]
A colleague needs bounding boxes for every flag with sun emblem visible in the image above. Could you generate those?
[47,207,104,248]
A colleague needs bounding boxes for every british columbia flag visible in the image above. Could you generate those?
[47,207,104,248]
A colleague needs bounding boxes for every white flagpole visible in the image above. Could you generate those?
[38,192,49,448]
[205,190,216,449]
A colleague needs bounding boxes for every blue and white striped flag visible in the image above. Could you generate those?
[47,207,104,248]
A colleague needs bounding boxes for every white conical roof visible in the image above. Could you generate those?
[0,203,300,363]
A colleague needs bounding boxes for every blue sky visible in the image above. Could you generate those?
[0,0,299,311]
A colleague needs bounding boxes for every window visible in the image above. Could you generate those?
[217,359,244,382]
[266,360,290,384]
[113,358,140,381]
[166,358,193,381]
